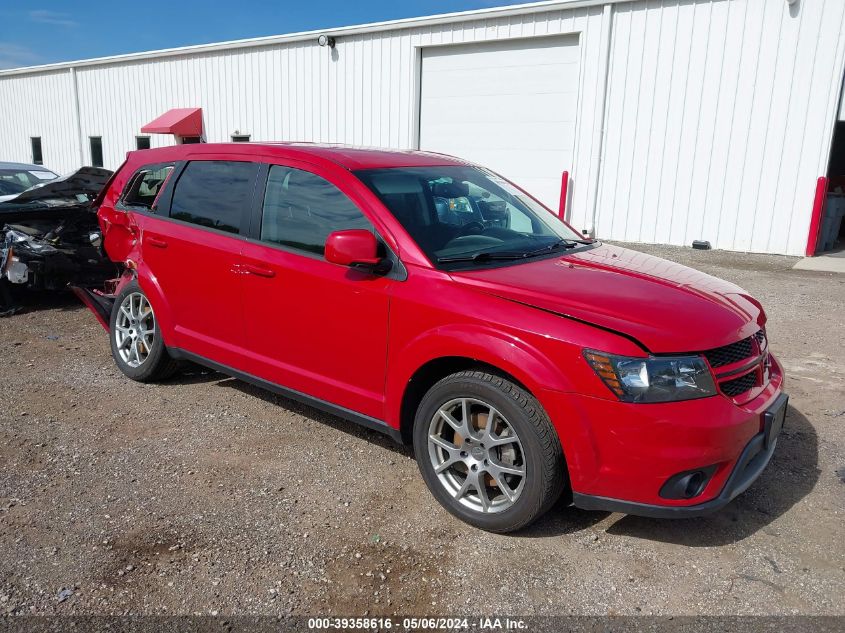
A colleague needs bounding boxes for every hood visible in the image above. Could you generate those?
[3,167,112,206]
[450,244,764,353]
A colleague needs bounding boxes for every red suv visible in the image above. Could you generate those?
[76,143,787,532]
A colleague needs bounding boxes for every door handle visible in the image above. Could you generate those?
[147,236,168,248]
[242,263,276,278]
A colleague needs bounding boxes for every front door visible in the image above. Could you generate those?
[239,162,392,420]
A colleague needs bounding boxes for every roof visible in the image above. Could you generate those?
[0,161,57,172]
[264,143,469,170]
[0,0,620,77]
[126,142,469,170]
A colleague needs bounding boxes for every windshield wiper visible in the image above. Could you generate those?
[437,238,595,264]
[437,251,533,263]
[518,237,594,257]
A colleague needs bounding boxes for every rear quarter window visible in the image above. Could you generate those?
[169,160,259,235]
[120,164,174,211]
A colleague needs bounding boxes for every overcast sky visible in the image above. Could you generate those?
[0,1,534,69]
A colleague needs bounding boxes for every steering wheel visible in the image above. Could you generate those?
[457,221,485,236]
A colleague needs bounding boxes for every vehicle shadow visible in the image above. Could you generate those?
[602,405,819,546]
[166,364,228,386]
[163,369,818,545]
[0,286,82,316]
[517,503,612,537]
[214,377,412,456]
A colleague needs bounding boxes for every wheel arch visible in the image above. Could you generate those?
[131,263,177,347]
[397,356,535,445]
[387,323,575,436]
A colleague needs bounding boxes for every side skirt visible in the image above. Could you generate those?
[71,285,114,331]
[167,347,406,445]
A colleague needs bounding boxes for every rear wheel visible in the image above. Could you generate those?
[413,370,566,533]
[109,280,178,382]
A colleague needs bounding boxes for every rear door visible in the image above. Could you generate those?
[137,159,260,367]
[238,161,392,419]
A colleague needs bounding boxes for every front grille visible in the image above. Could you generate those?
[720,372,757,397]
[703,336,755,368]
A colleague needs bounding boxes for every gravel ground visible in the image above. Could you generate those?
[0,243,843,617]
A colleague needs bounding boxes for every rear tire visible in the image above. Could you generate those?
[413,370,566,533]
[109,280,178,382]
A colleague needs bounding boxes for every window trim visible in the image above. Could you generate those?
[135,136,151,150]
[253,163,376,257]
[164,159,261,236]
[116,162,177,213]
[246,161,407,280]
[231,134,251,143]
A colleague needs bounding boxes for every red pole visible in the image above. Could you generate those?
[558,171,569,219]
[805,176,828,257]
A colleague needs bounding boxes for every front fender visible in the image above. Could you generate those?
[385,323,574,429]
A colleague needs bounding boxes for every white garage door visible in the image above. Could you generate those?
[419,36,580,210]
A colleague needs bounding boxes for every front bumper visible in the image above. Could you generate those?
[539,354,786,515]
[571,392,787,518]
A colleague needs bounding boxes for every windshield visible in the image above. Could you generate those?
[355,166,588,268]
[0,168,57,197]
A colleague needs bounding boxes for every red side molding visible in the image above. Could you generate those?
[805,176,828,257]
[558,170,569,219]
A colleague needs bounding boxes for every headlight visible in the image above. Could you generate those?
[584,350,716,403]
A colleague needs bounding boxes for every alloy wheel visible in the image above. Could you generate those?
[427,397,526,514]
[114,292,156,368]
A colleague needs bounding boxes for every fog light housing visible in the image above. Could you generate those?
[659,465,718,500]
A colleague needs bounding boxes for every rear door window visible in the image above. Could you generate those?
[170,161,259,235]
[260,165,372,255]
[121,164,174,211]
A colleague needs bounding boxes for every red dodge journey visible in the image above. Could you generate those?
[75,143,787,532]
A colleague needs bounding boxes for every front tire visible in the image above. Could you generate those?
[413,370,566,533]
[109,280,178,382]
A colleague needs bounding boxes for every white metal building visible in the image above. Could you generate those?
[2,0,845,256]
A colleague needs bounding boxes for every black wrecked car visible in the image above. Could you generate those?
[0,167,118,316]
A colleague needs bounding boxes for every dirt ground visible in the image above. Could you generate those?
[0,243,843,617]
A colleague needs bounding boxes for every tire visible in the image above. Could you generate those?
[109,280,179,382]
[413,370,567,533]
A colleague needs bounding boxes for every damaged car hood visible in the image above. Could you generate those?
[0,167,112,208]
[0,167,113,226]
[449,243,764,353]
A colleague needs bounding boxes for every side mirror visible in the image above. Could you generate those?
[325,229,390,274]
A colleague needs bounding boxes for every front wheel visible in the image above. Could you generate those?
[109,280,178,382]
[413,370,567,533]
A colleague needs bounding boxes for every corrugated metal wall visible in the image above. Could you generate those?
[596,0,845,256]
[2,0,845,255]
[0,70,79,170]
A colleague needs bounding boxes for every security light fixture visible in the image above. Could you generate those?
[317,34,336,48]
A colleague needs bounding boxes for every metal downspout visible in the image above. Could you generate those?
[69,66,84,168]
[586,3,614,237]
